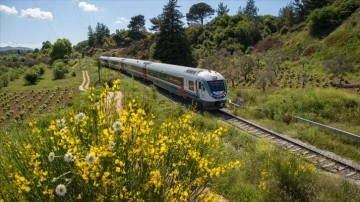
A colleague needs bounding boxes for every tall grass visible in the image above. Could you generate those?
[0,79,239,201]
[1,59,360,201]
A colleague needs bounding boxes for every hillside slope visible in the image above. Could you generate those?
[262,8,360,68]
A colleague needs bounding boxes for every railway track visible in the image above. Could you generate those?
[115,69,360,182]
[211,108,360,182]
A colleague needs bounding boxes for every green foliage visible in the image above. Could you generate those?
[23,70,39,85]
[0,74,9,88]
[88,23,110,47]
[242,0,258,18]
[186,2,215,25]
[113,30,132,47]
[153,0,194,66]
[128,15,146,32]
[52,60,69,80]
[41,40,52,52]
[35,63,46,76]
[302,0,332,17]
[261,88,360,124]
[50,38,72,62]
[308,1,359,38]
[280,26,289,35]
[324,55,354,84]
[216,2,229,16]
[308,7,337,38]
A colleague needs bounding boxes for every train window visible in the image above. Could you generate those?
[188,80,194,91]
[207,80,225,92]
[199,82,204,91]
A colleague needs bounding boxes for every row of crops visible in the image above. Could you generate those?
[0,87,77,125]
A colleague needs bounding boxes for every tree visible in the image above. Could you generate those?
[308,7,337,38]
[153,0,194,66]
[324,55,354,85]
[41,40,52,51]
[302,0,331,17]
[50,38,72,62]
[149,16,161,31]
[293,0,305,22]
[128,15,146,32]
[217,2,230,16]
[87,25,96,47]
[239,55,256,82]
[279,3,296,27]
[95,22,110,45]
[257,68,276,92]
[52,60,69,80]
[23,70,39,85]
[243,0,258,18]
[186,2,215,25]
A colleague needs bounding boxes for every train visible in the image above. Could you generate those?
[99,56,228,110]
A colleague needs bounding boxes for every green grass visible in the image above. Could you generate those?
[228,86,360,164]
[1,57,360,201]
[0,63,83,93]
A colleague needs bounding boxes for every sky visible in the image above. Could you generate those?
[0,0,291,49]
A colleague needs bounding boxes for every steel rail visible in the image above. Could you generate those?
[212,108,360,181]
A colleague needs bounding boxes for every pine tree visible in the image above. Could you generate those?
[153,0,194,66]
[243,0,258,18]
[217,2,230,16]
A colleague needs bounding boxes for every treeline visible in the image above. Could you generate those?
[75,0,359,65]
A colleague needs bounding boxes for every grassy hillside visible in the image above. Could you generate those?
[258,8,360,80]
[1,63,360,201]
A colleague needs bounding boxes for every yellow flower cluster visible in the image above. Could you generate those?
[5,78,239,201]
[12,173,31,194]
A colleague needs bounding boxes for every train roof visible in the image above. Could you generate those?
[101,56,225,81]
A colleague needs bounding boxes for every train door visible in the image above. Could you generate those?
[179,77,185,97]
[198,81,205,99]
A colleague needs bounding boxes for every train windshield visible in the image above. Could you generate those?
[207,80,226,95]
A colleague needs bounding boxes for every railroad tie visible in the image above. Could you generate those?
[345,171,356,178]
[322,162,335,168]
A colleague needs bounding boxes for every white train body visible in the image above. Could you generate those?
[100,56,227,109]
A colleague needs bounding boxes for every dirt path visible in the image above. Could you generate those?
[78,71,123,115]
[79,71,90,91]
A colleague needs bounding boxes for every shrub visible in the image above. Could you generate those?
[53,67,65,80]
[71,72,76,77]
[1,80,239,201]
[52,60,68,80]
[279,26,289,35]
[0,74,9,87]
[23,70,39,85]
[308,7,337,38]
[35,64,46,76]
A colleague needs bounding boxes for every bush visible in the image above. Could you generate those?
[279,26,289,35]
[71,72,76,77]
[52,60,68,80]
[0,81,239,201]
[23,70,39,85]
[308,7,337,38]
[0,74,9,87]
[35,64,46,76]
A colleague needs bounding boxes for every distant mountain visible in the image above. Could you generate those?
[0,46,33,52]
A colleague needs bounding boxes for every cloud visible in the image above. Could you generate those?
[0,5,18,15]
[116,17,128,25]
[20,8,53,20]
[78,1,98,12]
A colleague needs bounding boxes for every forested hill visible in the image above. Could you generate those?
[254,5,360,65]
[77,0,359,65]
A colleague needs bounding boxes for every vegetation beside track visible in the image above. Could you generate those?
[1,64,360,201]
